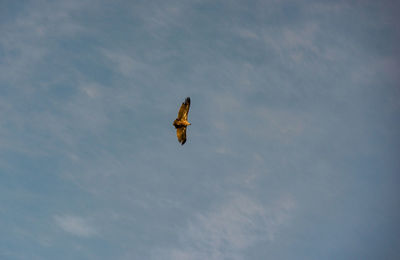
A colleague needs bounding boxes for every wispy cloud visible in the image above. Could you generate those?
[101,49,144,78]
[0,0,88,83]
[155,194,296,260]
[54,215,97,237]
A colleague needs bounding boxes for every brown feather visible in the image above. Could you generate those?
[176,127,187,145]
[177,97,190,120]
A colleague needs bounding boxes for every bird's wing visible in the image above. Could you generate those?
[177,97,190,120]
[176,127,187,145]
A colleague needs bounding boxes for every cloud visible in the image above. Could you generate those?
[155,194,296,260]
[0,0,88,83]
[101,49,143,77]
[54,215,97,237]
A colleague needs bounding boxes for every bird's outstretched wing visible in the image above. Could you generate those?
[177,97,190,120]
[176,127,187,145]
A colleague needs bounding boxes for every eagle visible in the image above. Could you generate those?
[173,97,191,145]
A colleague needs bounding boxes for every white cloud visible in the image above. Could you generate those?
[236,28,259,39]
[155,194,296,260]
[81,83,101,99]
[0,0,88,83]
[262,22,322,64]
[54,215,97,237]
[242,107,307,144]
[101,49,145,77]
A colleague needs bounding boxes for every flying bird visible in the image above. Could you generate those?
[173,97,191,145]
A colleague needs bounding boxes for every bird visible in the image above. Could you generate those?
[173,97,191,145]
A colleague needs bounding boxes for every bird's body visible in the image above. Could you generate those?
[173,119,191,127]
[173,97,191,145]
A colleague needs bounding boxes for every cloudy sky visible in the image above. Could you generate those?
[1,0,399,259]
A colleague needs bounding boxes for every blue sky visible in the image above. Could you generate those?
[0,0,399,259]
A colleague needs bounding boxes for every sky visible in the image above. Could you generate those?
[0,0,399,259]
